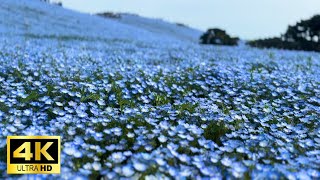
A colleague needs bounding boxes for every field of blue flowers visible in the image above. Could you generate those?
[1,0,320,179]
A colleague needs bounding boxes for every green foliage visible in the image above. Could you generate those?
[21,91,40,103]
[175,102,198,115]
[248,15,320,52]
[138,165,159,180]
[80,93,100,102]
[200,28,239,46]
[154,93,170,106]
[0,102,9,113]
[203,121,231,146]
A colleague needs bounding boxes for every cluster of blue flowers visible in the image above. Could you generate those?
[1,36,319,179]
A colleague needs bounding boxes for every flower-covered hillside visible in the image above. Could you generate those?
[0,0,320,179]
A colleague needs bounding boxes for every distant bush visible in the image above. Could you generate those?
[200,28,239,46]
[248,38,298,50]
[176,23,188,28]
[39,0,62,7]
[52,2,62,7]
[97,12,121,19]
[248,15,320,52]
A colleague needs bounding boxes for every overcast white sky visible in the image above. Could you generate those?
[55,0,320,40]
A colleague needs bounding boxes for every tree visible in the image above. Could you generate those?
[200,28,239,46]
[284,15,320,43]
[248,15,320,52]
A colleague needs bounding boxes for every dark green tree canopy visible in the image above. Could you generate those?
[248,15,320,52]
[200,28,239,46]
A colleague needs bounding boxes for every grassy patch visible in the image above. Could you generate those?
[203,121,231,146]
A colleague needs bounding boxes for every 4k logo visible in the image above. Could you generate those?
[7,136,60,174]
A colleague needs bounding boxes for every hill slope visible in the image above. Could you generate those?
[115,13,202,42]
[0,0,320,179]
[0,0,201,43]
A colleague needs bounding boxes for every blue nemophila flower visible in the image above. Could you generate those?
[110,152,126,163]
[97,99,105,106]
[63,144,83,158]
[23,109,33,116]
[76,109,88,118]
[158,135,167,143]
[122,165,135,177]
[221,157,232,167]
[92,162,101,171]
[56,102,64,106]
[127,132,135,138]
[61,89,69,94]
[34,81,41,86]
[132,161,148,172]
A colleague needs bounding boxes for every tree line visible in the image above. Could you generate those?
[200,15,320,52]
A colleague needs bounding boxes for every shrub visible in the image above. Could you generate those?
[200,28,239,46]
[176,23,188,28]
[97,12,121,19]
